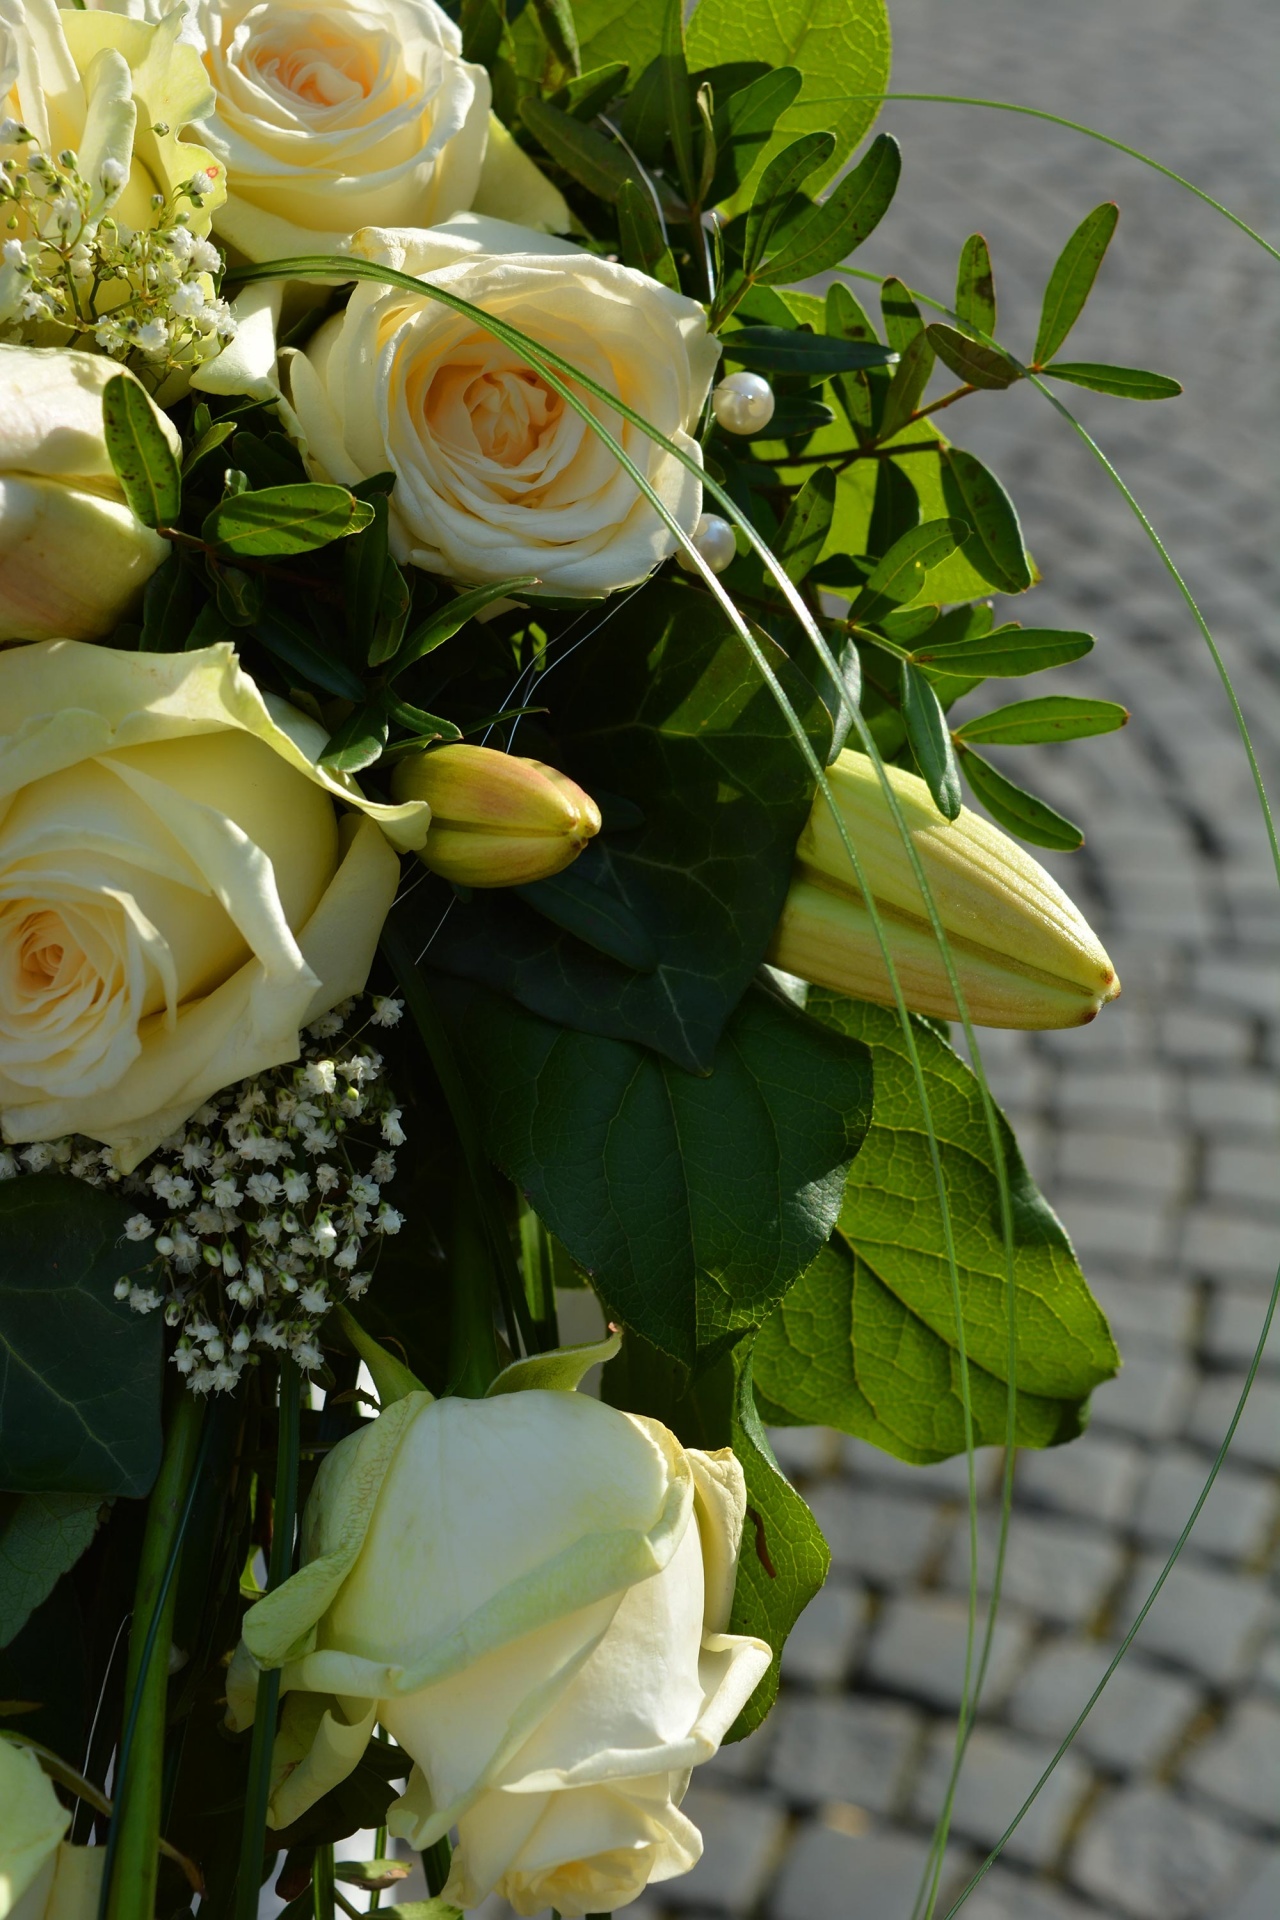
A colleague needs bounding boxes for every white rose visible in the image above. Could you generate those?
[282,215,722,597]
[0,1738,102,1920]
[0,641,430,1168]
[186,0,554,263]
[227,1386,770,1918]
[0,344,178,642]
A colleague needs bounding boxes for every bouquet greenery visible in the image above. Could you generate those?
[0,0,1205,1917]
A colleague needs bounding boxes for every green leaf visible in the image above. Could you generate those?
[555,60,629,118]
[756,132,901,284]
[617,53,669,164]
[180,415,237,482]
[138,552,196,653]
[743,131,834,276]
[825,279,887,442]
[419,578,831,1071]
[752,394,835,439]
[0,1492,102,1649]
[707,65,803,207]
[616,178,679,290]
[519,95,661,204]
[1042,360,1183,401]
[203,483,373,558]
[755,1237,1094,1461]
[853,518,969,621]
[1033,202,1119,367]
[955,231,996,336]
[913,625,1094,677]
[774,466,836,583]
[388,577,538,677]
[880,275,926,355]
[460,0,505,68]
[440,978,873,1366]
[900,659,962,818]
[253,611,366,701]
[659,0,695,206]
[955,695,1129,746]
[807,994,1120,1399]
[687,0,891,206]
[876,331,935,442]
[516,868,659,972]
[722,324,894,377]
[939,445,1032,593]
[530,0,580,72]
[574,0,666,75]
[0,1177,163,1498]
[319,700,391,774]
[486,1327,622,1396]
[959,747,1085,851]
[101,374,181,528]
[926,322,1020,391]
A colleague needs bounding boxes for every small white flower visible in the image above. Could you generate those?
[3,239,26,267]
[303,1126,336,1156]
[255,1217,283,1248]
[0,118,25,143]
[245,1262,266,1297]
[129,1287,162,1313]
[211,1360,241,1392]
[246,1172,282,1207]
[376,1205,403,1235]
[370,995,405,1028]
[221,1244,242,1278]
[232,1325,252,1353]
[188,169,218,199]
[155,1235,175,1258]
[299,1284,328,1313]
[124,1213,155,1241]
[211,1177,242,1209]
[255,1318,287,1349]
[191,236,221,274]
[292,1336,323,1371]
[282,1170,310,1205]
[204,1335,225,1361]
[188,1367,216,1395]
[371,1152,397,1185]
[312,1215,338,1258]
[308,1010,344,1039]
[21,1142,58,1172]
[100,156,127,191]
[348,1176,380,1207]
[169,279,206,318]
[333,1240,361,1271]
[166,224,195,260]
[114,1277,132,1300]
[381,1109,406,1148]
[302,1061,337,1097]
[346,1271,372,1299]
[314,1163,341,1194]
[188,1204,223,1235]
[136,318,168,354]
[172,1343,198,1375]
[181,1138,212,1170]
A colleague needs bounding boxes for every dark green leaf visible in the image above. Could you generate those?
[866,458,922,559]
[389,577,538,677]
[138,553,196,653]
[183,599,238,651]
[618,54,669,165]
[101,374,180,528]
[913,624,1093,677]
[926,322,1020,391]
[1042,360,1183,401]
[939,445,1032,593]
[880,276,926,355]
[775,467,836,583]
[517,868,659,971]
[0,1492,102,1649]
[253,611,366,701]
[530,0,580,71]
[519,96,666,205]
[211,561,263,627]
[180,416,236,482]
[900,660,962,818]
[0,1177,163,1497]
[1033,202,1119,367]
[344,492,390,660]
[955,231,996,336]
[708,65,803,207]
[388,699,463,742]
[743,131,834,275]
[955,694,1129,746]
[460,0,505,68]
[229,429,306,491]
[853,518,969,622]
[319,701,391,773]
[203,483,373,558]
[959,747,1085,851]
[659,0,696,205]
[876,602,938,645]
[616,179,679,291]
[441,977,873,1366]
[825,280,886,442]
[876,331,935,441]
[752,395,835,438]
[554,61,629,118]
[722,325,894,377]
[756,132,900,284]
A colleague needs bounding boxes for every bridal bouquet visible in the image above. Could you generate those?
[0,0,1182,1915]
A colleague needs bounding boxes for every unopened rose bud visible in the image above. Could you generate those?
[768,750,1120,1029]
[392,744,602,888]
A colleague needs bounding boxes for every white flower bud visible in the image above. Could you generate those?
[712,371,776,435]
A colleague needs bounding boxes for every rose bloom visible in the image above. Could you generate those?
[0,346,177,641]
[0,642,429,1168]
[227,1386,770,1917]
[185,0,564,262]
[282,216,721,596]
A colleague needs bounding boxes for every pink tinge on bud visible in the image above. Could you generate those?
[391,744,602,888]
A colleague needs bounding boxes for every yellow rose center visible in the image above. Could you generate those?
[427,364,564,468]
[19,910,69,993]
[240,13,414,116]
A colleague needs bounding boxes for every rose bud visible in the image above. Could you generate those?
[0,347,179,643]
[392,743,602,887]
[768,749,1120,1029]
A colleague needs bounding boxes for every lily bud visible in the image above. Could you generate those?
[768,750,1120,1029]
[392,743,602,887]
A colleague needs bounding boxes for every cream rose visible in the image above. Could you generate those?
[187,0,515,263]
[226,1384,770,1917]
[0,1738,102,1920]
[0,345,178,642]
[0,641,430,1167]
[282,215,722,596]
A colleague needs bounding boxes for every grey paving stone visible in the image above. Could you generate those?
[1190,956,1279,1022]
[1203,1289,1280,1373]
[1186,1376,1280,1470]
[942,1510,1124,1628]
[764,1426,840,1481]
[863,1593,1035,1712]
[1006,1637,1201,1774]
[768,1824,969,1920]
[778,1578,870,1689]
[1182,1210,1280,1285]
[841,1438,991,1500]
[1053,1191,1171,1266]
[1057,1128,1190,1201]
[675,1788,788,1914]
[1070,1785,1262,1920]
[764,1695,922,1815]
[1159,1008,1256,1068]
[805,1485,948,1586]
[1133,1448,1276,1561]
[1088,1271,1199,1357]
[1256,1638,1280,1697]
[1055,1066,1178,1128]
[700,1721,774,1789]
[952,1864,1101,1920]
[1181,1700,1280,1832]
[1124,1553,1275,1686]
[1206,1144,1280,1215]
[1224,1850,1280,1920]
[1016,1431,1145,1527]
[1089,1353,1197,1441]
[1187,1072,1280,1137]
[913,1725,1092,1867]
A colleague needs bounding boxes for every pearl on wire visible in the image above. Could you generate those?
[711,370,776,435]
[677,513,737,574]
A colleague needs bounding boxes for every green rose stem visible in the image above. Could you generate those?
[233,1358,303,1920]
[313,1842,336,1918]
[101,1393,207,1920]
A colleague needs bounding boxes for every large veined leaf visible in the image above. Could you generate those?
[0,1177,164,1497]
[421,578,830,1073]
[573,0,667,76]
[687,0,892,205]
[0,1490,103,1649]
[438,977,873,1368]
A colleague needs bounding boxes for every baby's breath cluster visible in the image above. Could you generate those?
[0,995,410,1395]
[0,121,235,381]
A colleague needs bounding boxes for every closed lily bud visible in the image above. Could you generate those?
[0,346,180,643]
[392,743,602,887]
[768,750,1120,1029]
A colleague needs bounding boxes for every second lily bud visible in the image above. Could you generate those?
[391,744,602,888]
[769,750,1119,1029]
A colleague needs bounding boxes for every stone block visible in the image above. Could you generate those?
[1206,1144,1280,1216]
[1187,1376,1280,1469]
[1181,1699,1280,1831]
[1224,1850,1280,1920]
[1124,1553,1275,1686]
[1203,1289,1280,1372]
[763,1695,922,1816]
[1070,1784,1261,1920]
[1159,1008,1255,1067]
[768,1824,970,1920]
[1052,1190,1170,1266]
[805,1484,947,1586]
[863,1593,1034,1711]
[779,1578,869,1688]
[765,1426,840,1480]
[951,1864,1098,1920]
[1055,1067,1177,1127]
[1006,1637,1200,1773]
[1191,955,1279,1022]
[913,1725,1092,1867]
[1057,1128,1190,1200]
[1089,1353,1196,1441]
[700,1720,774,1788]
[1182,1209,1280,1285]
[1016,1431,1145,1527]
[1088,1271,1198,1357]
[1133,1448,1276,1561]
[841,1438,992,1500]
[676,1787,789,1913]
[942,1511,1124,1628]
[1187,1072,1280,1137]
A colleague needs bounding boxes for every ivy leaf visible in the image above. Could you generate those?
[1033,202,1119,366]
[0,1492,103,1649]
[0,1177,163,1498]
[102,374,181,528]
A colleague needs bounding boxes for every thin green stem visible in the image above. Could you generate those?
[369,1823,388,1912]
[314,1842,335,1920]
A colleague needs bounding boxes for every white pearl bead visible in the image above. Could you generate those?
[677,513,737,574]
[711,370,776,435]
